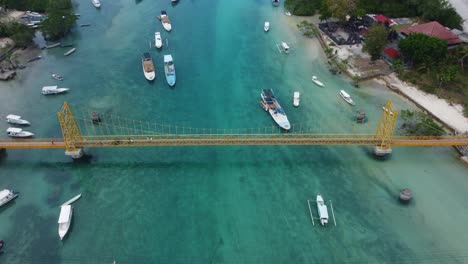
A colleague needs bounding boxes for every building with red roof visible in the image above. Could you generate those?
[383,48,400,59]
[399,21,464,47]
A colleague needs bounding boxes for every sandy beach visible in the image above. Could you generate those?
[377,73,468,133]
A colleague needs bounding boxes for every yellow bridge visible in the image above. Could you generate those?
[0,101,467,158]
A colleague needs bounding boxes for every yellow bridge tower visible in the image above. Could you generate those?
[374,100,398,156]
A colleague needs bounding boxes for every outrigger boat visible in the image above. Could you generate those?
[260,89,291,130]
[155,32,163,48]
[61,193,82,207]
[316,194,329,226]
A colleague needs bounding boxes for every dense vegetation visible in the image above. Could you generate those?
[40,0,76,40]
[285,0,463,29]
[0,0,76,42]
[400,109,445,136]
[0,22,34,47]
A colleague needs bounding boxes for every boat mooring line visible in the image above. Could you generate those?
[307,200,315,226]
[329,200,337,226]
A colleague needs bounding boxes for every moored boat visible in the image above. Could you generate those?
[0,189,19,207]
[58,205,73,240]
[52,73,64,81]
[272,0,279,6]
[164,54,176,86]
[92,0,101,8]
[316,194,329,226]
[45,43,61,49]
[64,48,76,56]
[281,42,289,53]
[260,89,291,130]
[6,115,30,125]
[160,11,172,31]
[61,193,82,207]
[293,92,300,107]
[142,53,156,81]
[155,32,163,48]
[339,90,355,105]
[312,76,324,87]
[285,11,292,16]
[6,127,34,138]
[264,21,270,32]
[42,86,69,95]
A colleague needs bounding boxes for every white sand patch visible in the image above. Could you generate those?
[380,73,468,133]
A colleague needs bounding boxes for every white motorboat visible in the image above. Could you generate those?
[264,21,270,32]
[58,205,73,240]
[42,86,69,95]
[0,189,19,207]
[142,53,156,81]
[52,73,64,81]
[6,127,34,138]
[316,194,329,226]
[164,54,176,86]
[155,32,163,48]
[339,90,356,105]
[92,0,101,8]
[6,114,30,125]
[61,193,82,207]
[285,11,292,16]
[261,89,291,130]
[64,48,76,56]
[293,92,300,107]
[160,11,172,31]
[312,76,324,87]
[281,42,290,53]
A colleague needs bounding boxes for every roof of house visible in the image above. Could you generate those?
[384,48,400,59]
[374,15,389,24]
[400,21,464,45]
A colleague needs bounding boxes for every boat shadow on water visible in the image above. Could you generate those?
[0,200,17,214]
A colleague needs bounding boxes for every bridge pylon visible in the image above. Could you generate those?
[58,102,84,158]
[374,100,398,156]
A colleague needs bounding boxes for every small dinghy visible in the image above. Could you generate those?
[155,32,163,48]
[61,193,82,207]
[64,48,76,56]
[51,73,64,81]
[264,21,270,32]
[293,92,300,107]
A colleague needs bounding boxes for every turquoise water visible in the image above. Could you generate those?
[1,0,468,263]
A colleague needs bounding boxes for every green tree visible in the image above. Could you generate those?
[285,0,321,16]
[326,0,357,21]
[319,0,332,21]
[400,109,445,136]
[41,0,76,40]
[435,64,458,89]
[0,22,34,47]
[398,33,448,66]
[362,24,387,61]
[391,58,404,75]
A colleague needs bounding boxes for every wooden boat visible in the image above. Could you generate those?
[45,43,61,49]
[64,48,76,56]
[61,193,82,207]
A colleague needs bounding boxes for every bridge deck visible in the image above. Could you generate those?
[1,134,467,149]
